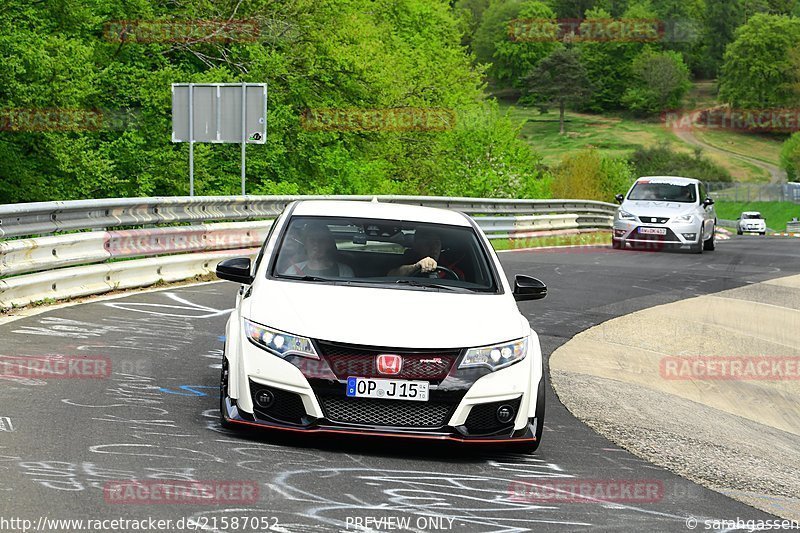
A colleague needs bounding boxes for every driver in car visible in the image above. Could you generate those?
[282,222,354,278]
[388,228,464,279]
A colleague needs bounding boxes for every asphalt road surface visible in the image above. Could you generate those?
[1,236,798,533]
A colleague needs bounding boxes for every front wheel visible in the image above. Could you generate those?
[219,356,236,430]
[520,376,546,454]
[703,224,716,251]
[612,239,624,250]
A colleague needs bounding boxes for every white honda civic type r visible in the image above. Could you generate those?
[216,200,548,451]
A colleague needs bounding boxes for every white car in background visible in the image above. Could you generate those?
[216,200,548,452]
[612,176,717,253]
[737,212,767,235]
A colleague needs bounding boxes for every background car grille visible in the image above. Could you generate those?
[463,398,522,435]
[315,341,460,381]
[320,396,452,428]
[249,380,308,425]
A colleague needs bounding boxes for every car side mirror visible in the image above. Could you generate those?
[702,197,714,207]
[614,194,624,204]
[513,275,547,302]
[216,257,254,284]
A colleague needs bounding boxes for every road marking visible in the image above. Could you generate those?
[0,417,14,432]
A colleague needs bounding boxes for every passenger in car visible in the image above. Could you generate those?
[282,222,354,278]
[388,228,464,279]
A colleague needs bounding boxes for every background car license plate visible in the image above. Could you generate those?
[346,377,429,401]
[639,227,667,235]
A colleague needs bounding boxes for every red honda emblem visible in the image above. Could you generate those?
[376,354,402,375]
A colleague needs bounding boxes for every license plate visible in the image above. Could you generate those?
[639,227,667,235]
[346,377,429,402]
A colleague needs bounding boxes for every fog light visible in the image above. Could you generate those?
[254,389,275,409]
[496,404,515,424]
[682,233,696,240]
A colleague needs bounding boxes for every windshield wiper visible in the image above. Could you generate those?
[394,279,469,292]
[287,275,333,282]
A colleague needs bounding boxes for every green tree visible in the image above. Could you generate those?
[621,47,691,115]
[520,47,593,134]
[576,5,650,111]
[551,148,635,201]
[473,0,558,87]
[0,0,548,203]
[780,132,800,182]
[703,0,744,77]
[719,14,800,108]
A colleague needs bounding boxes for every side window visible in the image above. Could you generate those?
[698,182,707,202]
[252,216,281,276]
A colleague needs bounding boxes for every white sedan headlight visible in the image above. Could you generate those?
[618,210,637,221]
[672,214,694,223]
[244,319,319,359]
[459,338,527,371]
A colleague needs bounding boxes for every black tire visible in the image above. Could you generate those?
[521,376,546,454]
[760,232,766,236]
[737,230,743,235]
[703,224,716,251]
[690,240,704,254]
[219,356,236,430]
[612,239,623,249]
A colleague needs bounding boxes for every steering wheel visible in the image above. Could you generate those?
[413,266,460,281]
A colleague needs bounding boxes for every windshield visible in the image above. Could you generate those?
[628,181,697,203]
[742,213,763,219]
[270,216,499,293]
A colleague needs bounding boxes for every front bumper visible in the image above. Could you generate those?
[613,218,703,247]
[223,326,542,444]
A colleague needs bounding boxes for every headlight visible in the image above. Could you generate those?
[243,319,319,359]
[459,338,527,371]
[672,214,694,223]
[618,210,636,221]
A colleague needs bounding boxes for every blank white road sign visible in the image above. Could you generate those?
[172,83,267,144]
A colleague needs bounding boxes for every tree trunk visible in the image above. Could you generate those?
[559,100,566,135]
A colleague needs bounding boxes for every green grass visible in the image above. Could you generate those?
[490,230,611,251]
[714,201,800,232]
[694,129,786,167]
[500,103,677,165]
[499,90,781,182]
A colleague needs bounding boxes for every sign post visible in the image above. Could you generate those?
[171,82,267,196]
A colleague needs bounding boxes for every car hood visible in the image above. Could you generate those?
[741,219,765,225]
[242,280,528,349]
[622,201,696,217]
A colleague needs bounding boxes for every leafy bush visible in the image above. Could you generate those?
[630,144,732,183]
[780,132,800,182]
[621,48,691,116]
[551,148,635,201]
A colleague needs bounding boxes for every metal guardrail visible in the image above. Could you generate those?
[0,195,616,309]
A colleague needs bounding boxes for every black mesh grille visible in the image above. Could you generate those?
[320,396,452,428]
[249,380,308,425]
[316,341,460,381]
[463,398,521,435]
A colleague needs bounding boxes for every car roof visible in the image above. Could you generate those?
[636,176,700,185]
[741,211,762,215]
[290,200,472,227]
